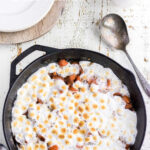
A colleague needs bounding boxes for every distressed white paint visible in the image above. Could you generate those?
[0,0,150,149]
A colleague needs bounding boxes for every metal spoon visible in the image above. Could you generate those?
[99,13,150,97]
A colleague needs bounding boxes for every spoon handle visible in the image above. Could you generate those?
[125,50,150,97]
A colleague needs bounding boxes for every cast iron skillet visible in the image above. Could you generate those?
[3,45,146,150]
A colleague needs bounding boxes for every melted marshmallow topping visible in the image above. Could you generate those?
[11,60,137,150]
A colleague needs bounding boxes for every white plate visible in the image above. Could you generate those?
[0,0,55,32]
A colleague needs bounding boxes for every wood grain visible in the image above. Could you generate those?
[0,0,65,44]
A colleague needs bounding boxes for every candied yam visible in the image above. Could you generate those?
[48,145,58,150]
[58,59,68,67]
[53,75,64,81]
[76,75,81,81]
[49,72,64,81]
[125,103,133,109]
[59,90,63,94]
[122,95,131,104]
[65,74,77,85]
[107,79,111,87]
[125,144,130,150]
[113,92,122,97]
[37,134,45,142]
[87,132,92,136]
[53,72,57,76]
[87,77,97,85]
[37,98,43,104]
[69,86,78,92]
[79,66,84,75]
[48,73,53,78]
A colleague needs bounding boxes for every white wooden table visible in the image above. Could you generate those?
[0,0,150,149]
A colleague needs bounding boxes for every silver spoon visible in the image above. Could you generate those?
[99,14,150,97]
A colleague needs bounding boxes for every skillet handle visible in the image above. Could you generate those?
[10,45,59,87]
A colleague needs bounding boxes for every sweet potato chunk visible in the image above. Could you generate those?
[65,74,77,85]
[125,144,130,150]
[58,59,68,67]
[37,98,43,104]
[76,75,81,81]
[122,96,130,104]
[113,92,122,97]
[37,134,45,142]
[59,90,63,94]
[107,79,111,87]
[48,145,58,150]
[69,86,78,92]
[87,132,92,136]
[79,67,84,75]
[69,74,76,81]
[49,72,64,81]
[53,72,57,76]
[53,76,64,81]
[122,96,133,110]
[125,103,133,109]
[87,77,97,85]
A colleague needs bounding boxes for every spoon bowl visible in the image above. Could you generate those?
[100,14,129,50]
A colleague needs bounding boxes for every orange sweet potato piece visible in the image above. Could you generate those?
[53,75,64,81]
[125,144,130,150]
[79,67,84,74]
[59,90,63,94]
[107,79,111,87]
[125,103,133,109]
[69,86,78,92]
[65,74,77,85]
[113,92,122,97]
[87,132,92,136]
[49,72,64,81]
[37,134,45,142]
[53,72,57,76]
[58,59,68,67]
[48,145,58,150]
[88,78,97,85]
[37,98,43,104]
[69,74,76,81]
[76,75,81,81]
[122,95,130,104]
